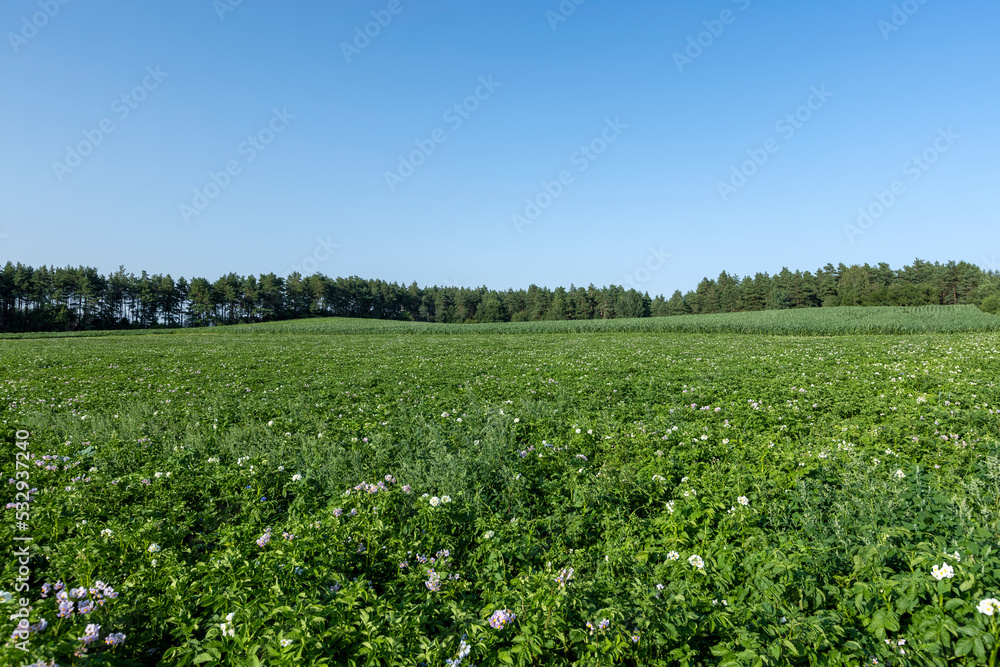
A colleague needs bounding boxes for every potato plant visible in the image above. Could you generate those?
[2,328,1000,665]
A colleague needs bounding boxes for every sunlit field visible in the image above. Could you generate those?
[3,305,998,340]
[3,321,1000,665]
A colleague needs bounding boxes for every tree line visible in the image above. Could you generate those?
[0,259,997,332]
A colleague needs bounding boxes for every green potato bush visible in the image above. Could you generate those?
[1,330,999,665]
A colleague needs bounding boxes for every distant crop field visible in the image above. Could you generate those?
[227,304,1000,336]
[2,328,1000,665]
[2,304,998,341]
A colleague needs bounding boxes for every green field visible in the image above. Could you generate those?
[230,305,1000,336]
[3,319,1000,665]
[2,304,998,340]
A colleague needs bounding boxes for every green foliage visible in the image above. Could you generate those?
[11,304,999,339]
[2,328,1000,665]
[979,295,1000,315]
[228,305,999,336]
[2,258,999,334]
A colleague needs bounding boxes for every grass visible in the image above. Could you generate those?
[227,304,999,336]
[2,305,997,340]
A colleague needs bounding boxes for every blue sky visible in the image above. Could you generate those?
[1,0,997,296]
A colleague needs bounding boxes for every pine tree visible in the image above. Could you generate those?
[665,290,689,315]
[477,296,507,322]
[546,287,568,320]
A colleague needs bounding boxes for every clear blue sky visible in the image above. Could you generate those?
[1,0,997,296]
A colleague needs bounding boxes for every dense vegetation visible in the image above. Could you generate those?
[1,258,997,333]
[223,305,1000,336]
[3,305,998,340]
[3,326,1000,665]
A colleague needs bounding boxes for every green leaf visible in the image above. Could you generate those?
[974,635,987,659]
